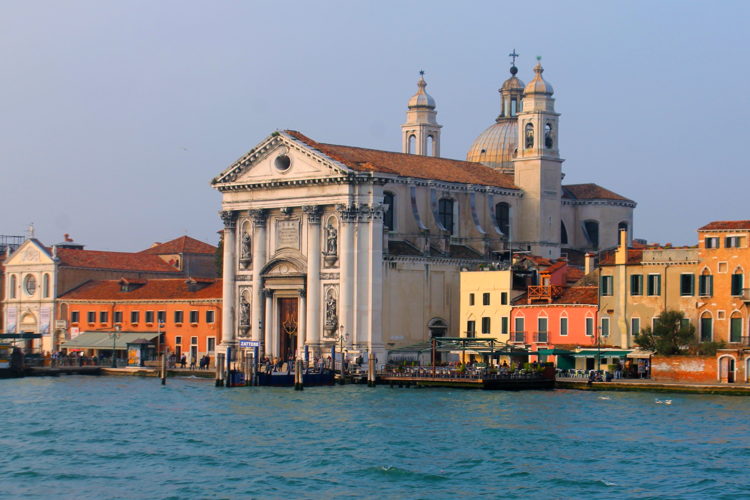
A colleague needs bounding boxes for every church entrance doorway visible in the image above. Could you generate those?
[279,298,298,361]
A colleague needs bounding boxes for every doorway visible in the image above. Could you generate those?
[279,297,298,361]
[719,356,736,383]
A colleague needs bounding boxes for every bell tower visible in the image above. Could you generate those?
[402,71,441,156]
[512,58,564,258]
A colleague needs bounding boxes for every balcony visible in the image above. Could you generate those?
[527,285,564,304]
[535,331,549,344]
[510,331,526,344]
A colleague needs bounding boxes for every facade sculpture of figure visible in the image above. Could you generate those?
[239,295,250,329]
[241,232,251,261]
[325,223,337,255]
[325,293,337,328]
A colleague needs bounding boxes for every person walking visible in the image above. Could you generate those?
[180,354,187,368]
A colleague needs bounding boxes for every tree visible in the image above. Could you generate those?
[214,233,223,277]
[634,310,695,355]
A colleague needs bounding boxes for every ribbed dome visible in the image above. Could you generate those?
[408,75,436,108]
[501,75,524,92]
[524,61,553,95]
[465,120,518,173]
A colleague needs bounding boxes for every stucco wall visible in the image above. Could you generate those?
[650,355,717,383]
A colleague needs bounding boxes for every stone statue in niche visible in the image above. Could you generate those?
[240,232,251,269]
[324,293,338,335]
[323,222,339,267]
[239,295,250,335]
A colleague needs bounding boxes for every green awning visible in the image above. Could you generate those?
[572,350,630,357]
[62,331,159,351]
[531,348,576,355]
[0,333,43,339]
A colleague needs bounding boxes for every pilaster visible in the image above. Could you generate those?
[303,205,322,355]
[220,210,238,352]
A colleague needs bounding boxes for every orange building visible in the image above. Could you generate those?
[58,278,222,364]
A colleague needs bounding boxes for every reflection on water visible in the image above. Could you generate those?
[1,377,750,499]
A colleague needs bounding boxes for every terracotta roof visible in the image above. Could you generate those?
[562,183,633,202]
[543,261,567,274]
[698,220,750,231]
[60,279,222,301]
[56,248,178,273]
[598,248,644,266]
[565,267,584,283]
[555,286,598,305]
[285,130,518,189]
[140,236,216,255]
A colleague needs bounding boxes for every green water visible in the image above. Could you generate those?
[1,376,749,499]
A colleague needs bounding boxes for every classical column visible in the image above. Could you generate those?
[303,205,322,354]
[297,289,306,358]
[338,204,357,349]
[355,205,371,349]
[264,289,274,358]
[250,209,268,349]
[369,203,386,361]
[220,210,238,352]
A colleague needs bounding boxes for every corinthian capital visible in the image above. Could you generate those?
[302,205,323,224]
[248,209,269,228]
[220,210,238,229]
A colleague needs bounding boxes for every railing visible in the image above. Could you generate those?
[527,285,564,304]
[510,331,526,343]
[535,331,548,343]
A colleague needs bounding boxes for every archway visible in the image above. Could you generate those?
[19,312,38,352]
[718,355,736,383]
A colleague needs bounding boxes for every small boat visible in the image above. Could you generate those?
[255,369,335,387]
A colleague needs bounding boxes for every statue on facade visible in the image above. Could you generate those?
[240,232,252,268]
[325,223,337,255]
[239,295,250,335]
[324,293,338,335]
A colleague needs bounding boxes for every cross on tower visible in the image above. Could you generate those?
[508,49,519,66]
[419,69,424,77]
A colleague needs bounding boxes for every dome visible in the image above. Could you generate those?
[501,74,524,92]
[524,61,553,95]
[407,75,436,109]
[465,120,518,173]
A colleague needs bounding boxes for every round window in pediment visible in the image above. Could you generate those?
[274,154,291,172]
[24,274,37,296]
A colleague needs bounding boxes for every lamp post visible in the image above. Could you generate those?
[596,326,602,372]
[110,324,121,368]
[336,326,348,374]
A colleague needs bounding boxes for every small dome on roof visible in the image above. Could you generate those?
[407,73,436,109]
[465,120,518,173]
[524,60,554,95]
[501,71,525,92]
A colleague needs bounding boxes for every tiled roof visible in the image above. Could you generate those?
[285,130,519,190]
[565,267,584,283]
[56,248,178,273]
[698,220,750,231]
[598,248,644,266]
[140,236,216,255]
[555,286,598,305]
[60,279,222,300]
[562,183,633,202]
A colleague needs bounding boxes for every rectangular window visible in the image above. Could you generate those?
[601,317,610,337]
[482,293,490,306]
[680,274,694,296]
[501,317,508,334]
[560,317,568,336]
[500,292,508,305]
[206,310,215,324]
[175,336,182,348]
[191,336,198,346]
[157,310,166,324]
[699,275,713,297]
[189,310,199,323]
[630,274,643,296]
[466,320,476,337]
[207,337,216,353]
[631,317,640,336]
[145,310,155,323]
[647,274,661,296]
[71,311,80,324]
[725,236,742,248]
[469,293,475,306]
[585,317,594,336]
[731,274,744,296]
[704,237,720,249]
[131,311,140,324]
[514,317,525,342]
[174,310,184,324]
[537,318,548,343]
[481,317,491,334]
[99,311,108,324]
[700,317,712,342]
[113,311,122,324]
[730,317,742,343]
[680,318,690,331]
[87,311,96,323]
[600,275,613,296]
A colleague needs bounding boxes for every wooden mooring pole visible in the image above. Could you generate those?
[294,359,304,390]
[367,356,376,387]
[160,351,167,385]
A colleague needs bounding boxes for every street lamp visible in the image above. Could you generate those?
[111,324,121,368]
[596,326,602,372]
[336,326,348,374]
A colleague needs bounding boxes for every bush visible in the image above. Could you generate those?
[688,340,726,356]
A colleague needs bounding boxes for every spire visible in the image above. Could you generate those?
[407,71,436,109]
[497,50,525,121]
[524,56,554,95]
[402,71,441,156]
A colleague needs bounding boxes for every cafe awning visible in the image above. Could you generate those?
[0,333,43,339]
[62,331,159,351]
[572,350,630,358]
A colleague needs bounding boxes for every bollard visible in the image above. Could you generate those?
[215,353,224,387]
[161,352,167,385]
[367,356,376,387]
[294,359,304,391]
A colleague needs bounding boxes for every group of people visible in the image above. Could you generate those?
[168,353,211,370]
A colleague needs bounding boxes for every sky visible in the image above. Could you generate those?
[1,0,748,251]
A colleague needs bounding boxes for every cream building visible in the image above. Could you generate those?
[212,60,636,362]
[459,269,517,344]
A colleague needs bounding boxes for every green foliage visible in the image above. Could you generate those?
[214,233,224,276]
[688,340,726,356]
[634,310,696,355]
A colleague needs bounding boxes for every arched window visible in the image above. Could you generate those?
[408,135,416,154]
[560,221,568,245]
[699,268,713,297]
[438,198,455,235]
[730,312,743,343]
[42,274,50,298]
[618,221,628,234]
[383,192,395,231]
[428,318,447,338]
[510,98,517,116]
[9,275,16,299]
[583,220,600,249]
[525,123,534,149]
[700,312,713,342]
[495,202,510,237]
[544,123,553,148]
[426,135,434,156]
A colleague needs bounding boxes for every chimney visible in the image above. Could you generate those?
[584,252,596,274]
[615,228,629,266]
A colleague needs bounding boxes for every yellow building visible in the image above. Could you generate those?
[459,269,515,344]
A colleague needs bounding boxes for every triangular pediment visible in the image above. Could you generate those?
[212,131,353,187]
[5,239,54,266]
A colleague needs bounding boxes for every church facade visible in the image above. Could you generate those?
[212,60,635,362]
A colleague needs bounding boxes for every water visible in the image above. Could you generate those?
[1,377,750,499]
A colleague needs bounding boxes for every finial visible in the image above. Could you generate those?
[419,69,425,77]
[509,49,519,66]
[536,55,542,62]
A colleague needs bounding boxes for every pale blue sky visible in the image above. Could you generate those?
[1,1,748,250]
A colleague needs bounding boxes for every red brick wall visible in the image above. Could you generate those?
[651,355,717,383]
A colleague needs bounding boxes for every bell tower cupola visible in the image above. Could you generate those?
[402,71,442,157]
